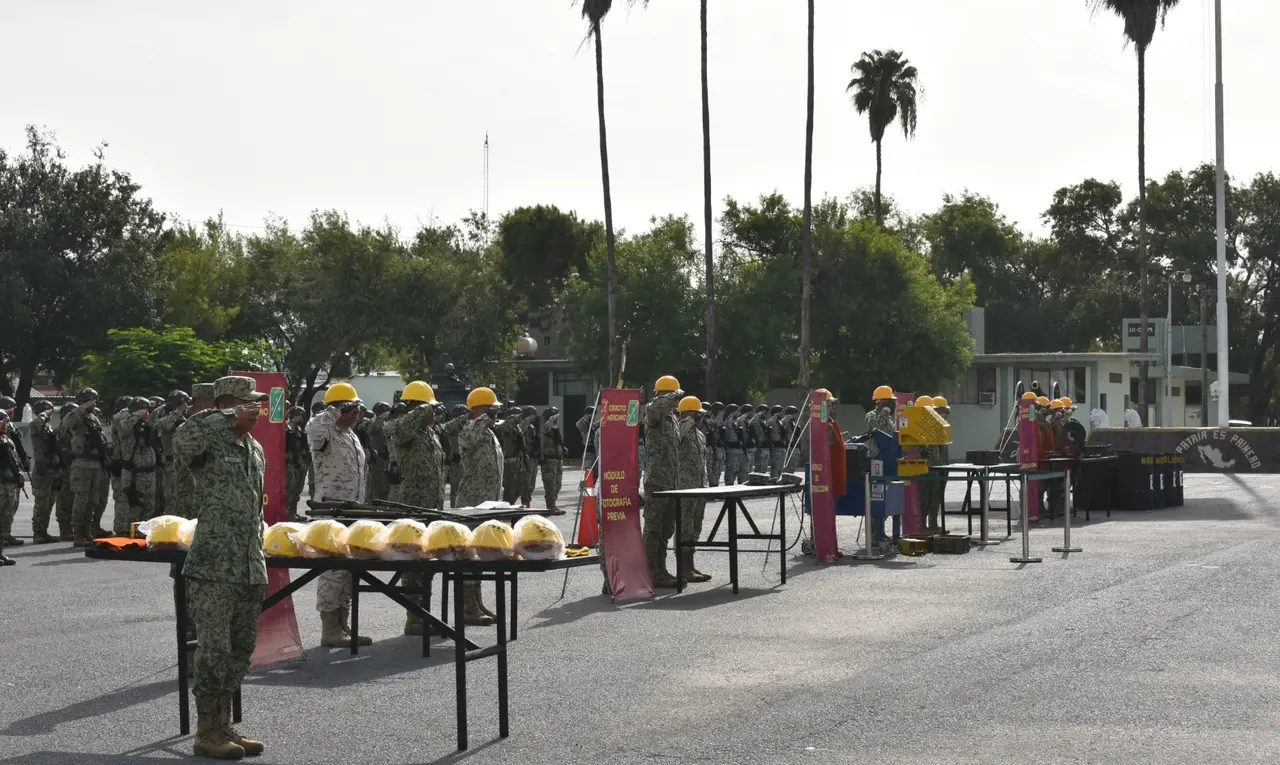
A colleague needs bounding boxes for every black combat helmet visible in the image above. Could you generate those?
[770,405,783,414]
[129,398,150,413]
[724,403,739,414]
[166,390,190,409]
[76,387,99,403]
[756,404,768,413]
[0,396,14,410]
[32,400,53,415]
[543,406,559,418]
[522,406,537,418]
[373,401,391,415]
[785,405,798,415]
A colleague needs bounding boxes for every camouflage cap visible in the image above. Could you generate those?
[192,383,216,400]
[213,375,268,403]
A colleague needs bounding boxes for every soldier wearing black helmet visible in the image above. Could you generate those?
[28,400,63,543]
[766,404,785,480]
[704,402,725,487]
[285,406,309,520]
[118,396,160,530]
[367,401,392,502]
[721,404,742,485]
[576,406,600,481]
[538,407,567,514]
[57,388,108,546]
[54,403,76,539]
[518,405,539,507]
[155,390,192,518]
[782,405,801,469]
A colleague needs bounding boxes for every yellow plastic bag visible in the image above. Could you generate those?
[345,520,387,560]
[138,515,186,551]
[178,518,198,550]
[292,520,349,558]
[425,520,474,561]
[470,520,515,561]
[378,519,429,560]
[513,515,565,560]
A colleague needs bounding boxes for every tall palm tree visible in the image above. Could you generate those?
[799,0,814,391]
[701,0,716,398]
[846,49,920,227]
[577,0,646,385]
[1090,0,1181,414]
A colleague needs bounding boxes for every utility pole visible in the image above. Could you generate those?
[1213,0,1230,426]
[1201,286,1209,426]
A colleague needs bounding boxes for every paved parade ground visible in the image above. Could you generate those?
[3,469,1280,764]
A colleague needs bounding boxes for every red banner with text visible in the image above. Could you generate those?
[598,389,653,600]
[808,391,839,563]
[240,371,303,666]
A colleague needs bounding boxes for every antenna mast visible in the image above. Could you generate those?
[483,133,490,220]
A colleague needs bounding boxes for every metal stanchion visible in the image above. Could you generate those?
[1052,470,1082,554]
[1009,472,1042,564]
[853,472,882,560]
[972,469,1000,547]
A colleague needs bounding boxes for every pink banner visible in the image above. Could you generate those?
[1018,397,1041,523]
[239,371,303,666]
[808,392,838,563]
[598,389,653,600]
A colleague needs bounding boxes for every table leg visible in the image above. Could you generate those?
[1006,479,1013,537]
[510,573,519,642]
[495,573,509,738]
[729,499,740,594]
[675,514,686,594]
[964,475,975,536]
[441,573,450,625]
[175,574,190,736]
[349,569,360,656]
[422,568,431,659]
[778,493,787,585]
[974,473,999,547]
[453,573,468,751]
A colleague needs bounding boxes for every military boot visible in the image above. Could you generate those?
[403,611,424,636]
[319,611,349,647]
[193,694,244,760]
[31,531,58,544]
[686,553,712,583]
[337,607,372,646]
[463,587,495,626]
[71,523,92,548]
[219,693,264,756]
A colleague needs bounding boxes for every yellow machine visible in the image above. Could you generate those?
[898,403,952,448]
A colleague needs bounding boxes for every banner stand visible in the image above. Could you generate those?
[1051,471,1082,554]
[1009,473,1043,564]
[851,473,883,561]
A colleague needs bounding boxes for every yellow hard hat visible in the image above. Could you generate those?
[933,396,949,408]
[425,520,473,555]
[298,520,349,555]
[1021,392,1038,400]
[654,375,681,393]
[345,520,387,553]
[472,520,515,556]
[1036,396,1050,406]
[466,387,498,408]
[143,515,184,545]
[915,395,935,408]
[323,382,359,406]
[513,515,566,560]
[678,395,703,413]
[1050,398,1065,410]
[264,522,304,557]
[873,385,894,401]
[1060,396,1073,408]
[385,519,428,548]
[401,380,435,403]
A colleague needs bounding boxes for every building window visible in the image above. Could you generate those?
[1109,372,1123,384]
[1186,381,1203,406]
[1129,378,1158,405]
[1172,386,1181,397]
[517,372,550,404]
[950,368,997,405]
[544,335,552,348]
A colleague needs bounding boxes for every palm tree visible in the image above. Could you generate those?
[701,0,716,398]
[1089,0,1181,414]
[577,0,647,385]
[845,49,920,227]
[799,0,814,391]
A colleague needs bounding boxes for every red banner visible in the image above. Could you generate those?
[808,391,838,563]
[598,389,652,600]
[239,371,303,666]
[1017,397,1040,523]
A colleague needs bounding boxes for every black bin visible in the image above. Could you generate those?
[1149,455,1166,509]
[1161,453,1177,507]
[1172,454,1185,506]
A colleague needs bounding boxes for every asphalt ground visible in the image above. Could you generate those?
[2,468,1279,764]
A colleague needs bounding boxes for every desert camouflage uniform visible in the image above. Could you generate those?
[175,406,267,700]
[676,416,708,564]
[119,409,159,529]
[58,406,107,540]
[156,408,187,517]
[30,411,63,538]
[307,407,367,614]
[539,418,564,511]
[392,405,445,605]
[641,393,681,580]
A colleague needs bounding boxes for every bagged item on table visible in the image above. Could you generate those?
[138,515,187,551]
[264,522,305,557]
[292,519,349,558]
[346,519,387,560]
[513,515,565,560]
[470,520,515,561]
[379,519,430,560]
[178,518,198,550]
[425,520,474,561]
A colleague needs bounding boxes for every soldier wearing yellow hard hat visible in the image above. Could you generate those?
[308,381,373,647]
[453,386,503,623]
[642,376,684,589]
[388,381,446,635]
[674,396,712,583]
[864,385,897,554]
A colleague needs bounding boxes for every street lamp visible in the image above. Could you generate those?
[1165,271,1193,426]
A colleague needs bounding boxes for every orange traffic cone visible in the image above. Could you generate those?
[577,470,599,547]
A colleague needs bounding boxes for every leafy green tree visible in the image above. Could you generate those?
[0,127,168,408]
[80,327,275,398]
[1235,172,1280,420]
[846,50,921,227]
[161,216,262,342]
[495,204,601,316]
[1089,0,1183,410]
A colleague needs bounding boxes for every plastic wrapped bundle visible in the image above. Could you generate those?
[178,518,198,550]
[292,519,349,559]
[470,520,516,561]
[425,520,474,561]
[345,520,387,560]
[264,522,305,557]
[138,515,186,551]
[378,519,429,560]
[513,515,565,560]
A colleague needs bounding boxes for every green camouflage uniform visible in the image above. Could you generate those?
[58,406,108,539]
[519,421,538,506]
[642,394,681,579]
[55,419,74,535]
[156,408,187,518]
[109,408,131,533]
[676,416,708,550]
[0,428,21,542]
[442,415,467,507]
[392,405,445,603]
[456,416,503,507]
[174,394,267,699]
[30,411,64,538]
[119,410,159,529]
[495,417,523,505]
[539,419,564,511]
[367,414,390,502]
[285,421,308,515]
[385,412,404,504]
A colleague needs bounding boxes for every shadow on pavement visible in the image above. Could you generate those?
[8,545,80,560]
[29,556,101,568]
[527,593,619,632]
[1076,499,1253,524]
[246,636,455,689]
[0,753,180,764]
[627,585,777,611]
[0,679,173,737]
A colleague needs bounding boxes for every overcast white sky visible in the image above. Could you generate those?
[2,0,1274,242]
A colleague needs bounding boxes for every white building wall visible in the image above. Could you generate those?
[1095,359,1130,427]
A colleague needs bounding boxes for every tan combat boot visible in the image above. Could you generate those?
[193,694,244,760]
[463,587,495,626]
[337,607,372,646]
[403,611,424,636]
[319,611,349,647]
[684,553,711,583]
[71,522,92,548]
[219,693,264,756]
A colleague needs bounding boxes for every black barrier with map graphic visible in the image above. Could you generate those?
[1089,428,1276,472]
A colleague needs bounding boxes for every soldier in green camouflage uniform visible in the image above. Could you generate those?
[29,401,64,543]
[865,389,898,553]
[385,403,406,504]
[155,391,191,519]
[495,407,523,505]
[539,407,566,515]
[457,391,504,624]
[0,413,22,565]
[390,387,446,634]
[366,402,391,502]
[175,375,269,759]
[118,398,160,529]
[676,401,711,582]
[55,403,75,540]
[285,406,309,521]
[108,399,133,535]
[519,406,539,507]
[443,404,467,507]
[0,397,29,547]
[642,381,683,588]
[58,389,109,547]
[169,384,215,521]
